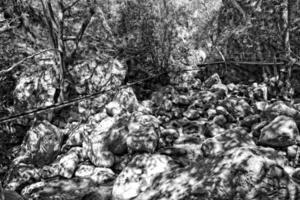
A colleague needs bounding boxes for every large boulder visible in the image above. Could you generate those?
[172,94,191,106]
[168,66,202,90]
[130,127,294,200]
[6,164,41,191]
[62,123,87,150]
[249,82,268,101]
[202,73,222,89]
[13,65,57,122]
[183,109,201,120]
[240,114,261,128]
[198,91,218,104]
[254,101,268,112]
[232,98,253,118]
[201,128,256,157]
[75,164,115,184]
[70,59,126,94]
[106,101,125,117]
[133,146,293,200]
[258,115,300,148]
[83,115,130,167]
[114,87,140,113]
[41,147,84,180]
[126,112,160,154]
[220,97,253,119]
[13,121,64,167]
[210,83,228,99]
[78,93,112,119]
[172,138,204,164]
[160,128,180,146]
[203,122,226,138]
[262,101,300,120]
[112,154,177,200]
[47,149,81,179]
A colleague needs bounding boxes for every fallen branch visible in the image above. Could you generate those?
[196,60,286,67]
[0,48,56,76]
[228,61,285,65]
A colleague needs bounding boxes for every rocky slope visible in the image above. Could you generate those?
[2,61,300,200]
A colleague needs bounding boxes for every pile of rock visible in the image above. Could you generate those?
[4,72,300,200]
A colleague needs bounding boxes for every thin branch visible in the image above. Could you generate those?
[0,48,56,76]
[227,61,285,65]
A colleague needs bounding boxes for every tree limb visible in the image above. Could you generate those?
[0,48,56,76]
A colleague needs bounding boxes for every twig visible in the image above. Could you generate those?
[227,61,285,65]
[0,48,56,76]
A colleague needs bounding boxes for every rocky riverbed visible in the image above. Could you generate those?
[3,69,300,200]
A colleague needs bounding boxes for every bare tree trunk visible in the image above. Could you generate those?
[282,0,297,101]
[56,1,67,103]
[40,0,66,103]
[283,0,291,59]
[283,0,296,77]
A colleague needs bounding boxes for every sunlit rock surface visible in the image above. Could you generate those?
[106,101,125,117]
[114,87,140,113]
[13,67,57,121]
[112,154,177,200]
[13,121,64,167]
[70,59,126,94]
[83,115,130,167]
[258,115,300,148]
[75,164,115,184]
[201,128,256,158]
[21,177,113,200]
[6,164,41,191]
[202,73,222,89]
[127,112,160,153]
[210,83,228,99]
[7,70,300,200]
[133,141,294,200]
[262,101,300,120]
